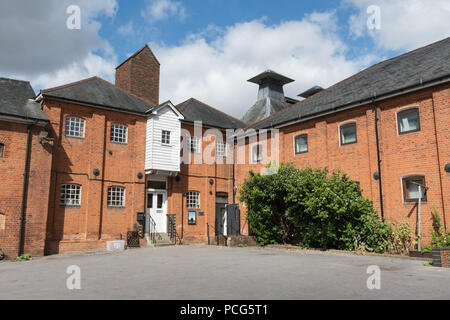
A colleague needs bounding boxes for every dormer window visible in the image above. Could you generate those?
[65,117,85,138]
[216,141,227,157]
[111,124,128,144]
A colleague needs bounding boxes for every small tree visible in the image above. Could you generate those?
[240,164,392,253]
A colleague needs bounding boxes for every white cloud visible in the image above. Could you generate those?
[118,21,135,36]
[141,0,186,23]
[0,0,118,90]
[152,13,377,119]
[347,0,450,51]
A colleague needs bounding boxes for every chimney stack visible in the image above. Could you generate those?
[115,45,160,106]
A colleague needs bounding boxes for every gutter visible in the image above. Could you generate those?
[18,123,34,256]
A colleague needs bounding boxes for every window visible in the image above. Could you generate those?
[111,124,128,144]
[187,191,200,209]
[402,176,427,203]
[0,143,4,158]
[398,108,420,134]
[108,187,126,207]
[340,123,357,145]
[189,136,201,154]
[162,130,171,145]
[60,184,82,206]
[294,134,308,154]
[216,141,227,157]
[252,144,263,163]
[65,117,85,138]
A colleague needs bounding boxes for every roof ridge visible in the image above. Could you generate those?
[249,36,450,129]
[41,76,98,93]
[189,97,247,126]
[115,44,160,70]
[0,77,30,84]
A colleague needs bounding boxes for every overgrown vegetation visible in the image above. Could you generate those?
[422,208,450,252]
[0,248,4,261]
[240,164,393,253]
[14,254,32,262]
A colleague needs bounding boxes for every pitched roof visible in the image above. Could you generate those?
[242,97,291,124]
[116,44,160,69]
[0,78,48,122]
[248,70,295,85]
[176,98,247,129]
[41,77,154,115]
[252,37,450,129]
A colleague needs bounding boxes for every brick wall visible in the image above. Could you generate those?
[168,123,235,244]
[0,121,52,258]
[43,99,147,255]
[235,83,450,245]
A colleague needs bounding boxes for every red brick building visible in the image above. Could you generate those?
[0,39,449,258]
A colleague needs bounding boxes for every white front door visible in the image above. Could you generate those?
[147,191,167,233]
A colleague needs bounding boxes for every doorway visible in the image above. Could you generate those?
[147,191,167,233]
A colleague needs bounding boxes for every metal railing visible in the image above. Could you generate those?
[146,214,157,245]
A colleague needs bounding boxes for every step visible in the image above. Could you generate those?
[145,233,174,246]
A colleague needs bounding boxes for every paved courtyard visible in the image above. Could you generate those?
[0,245,449,300]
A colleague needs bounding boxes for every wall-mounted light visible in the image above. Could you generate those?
[209,179,214,186]
[373,171,380,180]
[445,163,450,173]
[93,169,100,177]
[137,172,143,180]
[175,176,181,182]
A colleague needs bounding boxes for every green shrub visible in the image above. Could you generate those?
[15,254,32,262]
[240,164,392,253]
[430,208,450,249]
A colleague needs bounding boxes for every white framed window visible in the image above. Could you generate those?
[397,108,420,134]
[189,136,201,154]
[162,130,171,145]
[216,141,227,157]
[111,124,128,144]
[340,122,357,145]
[65,117,85,138]
[0,143,4,158]
[294,134,308,154]
[108,186,126,207]
[60,184,82,206]
[252,144,263,163]
[186,191,200,209]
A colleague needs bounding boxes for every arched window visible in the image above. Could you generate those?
[60,184,82,206]
[397,108,420,134]
[111,124,128,144]
[107,186,126,207]
[65,117,85,138]
[340,122,357,146]
[186,191,200,209]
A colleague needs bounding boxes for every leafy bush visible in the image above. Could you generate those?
[14,254,32,262]
[240,164,392,253]
[430,208,450,249]
[0,248,4,261]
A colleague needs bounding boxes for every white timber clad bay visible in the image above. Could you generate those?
[145,102,184,173]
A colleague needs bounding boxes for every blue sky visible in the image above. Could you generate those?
[1,0,449,118]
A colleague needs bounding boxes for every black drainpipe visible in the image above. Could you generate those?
[18,124,34,256]
[373,103,385,220]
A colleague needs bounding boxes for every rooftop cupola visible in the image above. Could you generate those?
[242,70,296,124]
